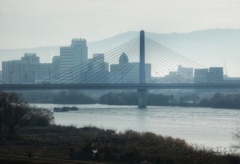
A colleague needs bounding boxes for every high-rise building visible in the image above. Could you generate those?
[194,67,223,83]
[194,68,208,83]
[2,60,22,84]
[209,67,223,82]
[2,53,52,84]
[110,53,151,83]
[52,56,60,82]
[178,65,193,82]
[164,71,179,83]
[60,38,88,83]
[87,53,108,83]
[21,53,40,64]
[92,53,107,72]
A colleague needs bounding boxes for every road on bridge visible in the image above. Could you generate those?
[1,83,240,90]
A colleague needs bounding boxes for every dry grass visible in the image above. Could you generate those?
[0,125,240,163]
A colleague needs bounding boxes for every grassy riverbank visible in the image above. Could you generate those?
[1,125,240,164]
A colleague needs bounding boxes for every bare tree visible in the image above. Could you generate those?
[233,129,240,151]
[0,92,30,137]
[0,92,54,139]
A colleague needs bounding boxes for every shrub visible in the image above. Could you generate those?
[28,107,54,127]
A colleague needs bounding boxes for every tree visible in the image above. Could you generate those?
[99,92,138,105]
[0,92,31,137]
[147,93,175,106]
[0,92,54,138]
[233,129,240,153]
[53,91,96,104]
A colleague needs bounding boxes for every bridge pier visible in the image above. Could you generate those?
[137,88,148,108]
[138,30,147,108]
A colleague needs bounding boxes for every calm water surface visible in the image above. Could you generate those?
[31,104,240,150]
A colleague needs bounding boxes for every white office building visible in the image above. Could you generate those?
[87,53,109,83]
[177,65,193,82]
[2,53,52,84]
[60,38,88,83]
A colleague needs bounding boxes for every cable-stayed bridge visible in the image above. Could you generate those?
[1,31,240,108]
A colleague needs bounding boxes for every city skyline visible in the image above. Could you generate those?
[1,30,240,78]
[2,46,226,85]
[0,0,240,49]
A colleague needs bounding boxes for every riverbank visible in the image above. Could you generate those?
[33,103,240,150]
[1,125,240,163]
[19,91,240,110]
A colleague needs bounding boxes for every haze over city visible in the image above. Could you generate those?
[0,0,240,77]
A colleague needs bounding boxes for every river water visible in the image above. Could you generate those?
[31,103,240,150]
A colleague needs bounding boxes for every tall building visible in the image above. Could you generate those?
[109,53,151,83]
[209,67,223,82]
[194,68,208,83]
[194,67,223,83]
[60,38,88,83]
[87,53,108,83]
[164,71,179,83]
[177,65,193,82]
[2,60,22,84]
[21,53,40,63]
[52,56,60,82]
[2,53,52,84]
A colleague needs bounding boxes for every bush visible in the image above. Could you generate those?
[28,107,54,127]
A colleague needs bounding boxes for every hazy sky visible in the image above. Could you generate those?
[0,0,240,49]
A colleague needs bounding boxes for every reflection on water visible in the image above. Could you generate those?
[31,103,240,149]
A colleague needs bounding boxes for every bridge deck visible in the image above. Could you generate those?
[1,83,240,90]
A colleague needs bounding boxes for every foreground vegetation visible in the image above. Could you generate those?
[1,125,240,164]
[0,92,54,139]
[1,91,240,163]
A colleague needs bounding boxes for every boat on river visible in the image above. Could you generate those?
[54,106,78,112]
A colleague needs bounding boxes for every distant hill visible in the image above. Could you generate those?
[1,29,240,76]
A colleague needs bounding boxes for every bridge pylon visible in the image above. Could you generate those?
[137,30,148,108]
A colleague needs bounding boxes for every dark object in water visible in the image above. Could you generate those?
[54,106,78,112]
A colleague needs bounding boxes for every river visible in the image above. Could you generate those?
[31,103,240,151]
